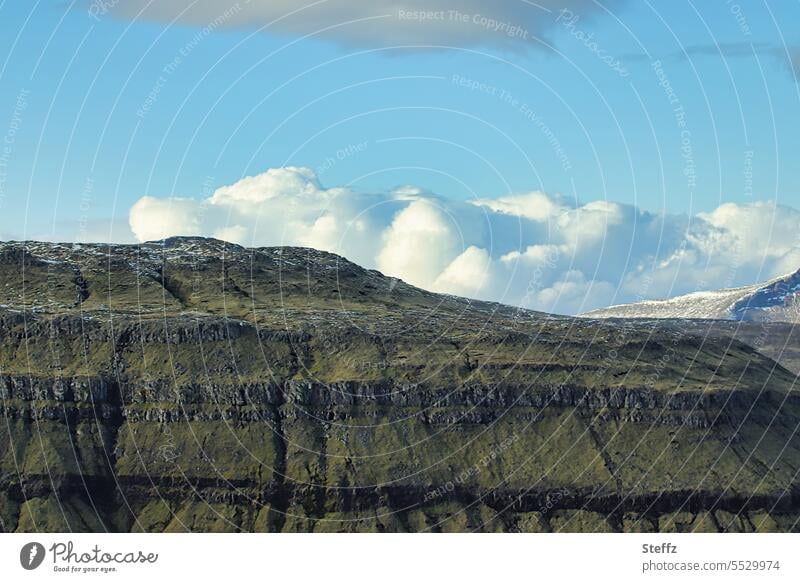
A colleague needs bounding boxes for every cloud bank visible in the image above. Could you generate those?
[128,166,800,315]
[94,0,624,50]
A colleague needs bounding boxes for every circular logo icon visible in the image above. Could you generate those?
[20,542,46,570]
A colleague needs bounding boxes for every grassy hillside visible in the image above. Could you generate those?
[0,238,798,532]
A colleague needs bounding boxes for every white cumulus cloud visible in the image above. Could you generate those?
[128,166,800,315]
[377,200,460,288]
[433,246,495,299]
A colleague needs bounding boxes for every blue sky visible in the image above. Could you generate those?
[1,1,799,312]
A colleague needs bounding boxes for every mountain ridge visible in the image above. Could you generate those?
[1,237,798,532]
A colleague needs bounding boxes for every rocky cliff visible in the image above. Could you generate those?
[1,238,798,532]
[583,268,800,323]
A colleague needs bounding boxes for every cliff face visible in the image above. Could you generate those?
[1,238,799,532]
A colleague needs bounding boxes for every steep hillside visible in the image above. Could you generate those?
[1,238,798,532]
[583,269,800,322]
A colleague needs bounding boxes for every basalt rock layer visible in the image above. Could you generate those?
[0,238,798,532]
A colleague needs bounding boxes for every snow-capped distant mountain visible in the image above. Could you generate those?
[582,268,800,322]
